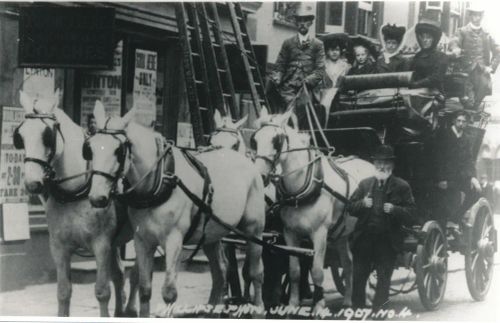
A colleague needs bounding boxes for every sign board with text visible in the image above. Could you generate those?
[80,41,123,129]
[18,7,115,69]
[133,49,157,127]
[0,107,29,204]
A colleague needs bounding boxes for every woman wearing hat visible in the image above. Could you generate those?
[376,24,409,73]
[346,37,378,75]
[409,19,448,91]
[348,145,416,310]
[319,34,351,125]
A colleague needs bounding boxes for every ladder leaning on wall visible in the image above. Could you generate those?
[175,2,269,147]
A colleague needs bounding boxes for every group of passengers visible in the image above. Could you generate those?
[269,4,499,118]
[264,3,497,313]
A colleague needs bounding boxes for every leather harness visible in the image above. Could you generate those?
[15,112,93,204]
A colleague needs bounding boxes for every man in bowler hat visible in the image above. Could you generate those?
[348,145,416,310]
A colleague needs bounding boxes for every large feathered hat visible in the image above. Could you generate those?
[318,33,350,51]
[381,24,406,44]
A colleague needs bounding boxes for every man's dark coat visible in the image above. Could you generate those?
[348,175,416,252]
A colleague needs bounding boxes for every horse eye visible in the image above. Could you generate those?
[42,127,54,147]
[250,137,257,150]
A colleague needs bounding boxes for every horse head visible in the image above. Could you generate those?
[250,106,309,184]
[85,101,134,207]
[209,109,247,153]
[15,89,64,193]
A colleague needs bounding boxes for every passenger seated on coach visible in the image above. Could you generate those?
[347,40,377,76]
[408,18,448,91]
[376,24,409,73]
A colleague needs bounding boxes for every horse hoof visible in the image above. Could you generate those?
[312,300,326,318]
[122,308,138,317]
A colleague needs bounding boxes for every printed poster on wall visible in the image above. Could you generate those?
[0,107,29,204]
[22,68,57,211]
[80,41,123,130]
[23,68,56,100]
[176,122,196,149]
[133,49,157,128]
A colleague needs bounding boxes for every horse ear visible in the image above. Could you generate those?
[260,106,269,118]
[234,115,248,129]
[213,109,223,128]
[50,88,61,112]
[279,108,295,126]
[93,100,106,129]
[122,106,136,126]
[19,91,33,113]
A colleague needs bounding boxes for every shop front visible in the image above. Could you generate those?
[0,2,260,290]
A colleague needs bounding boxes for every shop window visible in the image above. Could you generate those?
[357,8,372,36]
[326,1,343,26]
[273,2,299,26]
[426,1,443,11]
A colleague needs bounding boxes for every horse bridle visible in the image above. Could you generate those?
[83,127,131,185]
[13,112,64,180]
[210,127,241,151]
[250,123,289,174]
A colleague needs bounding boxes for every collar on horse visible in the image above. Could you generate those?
[275,148,324,207]
[17,112,93,203]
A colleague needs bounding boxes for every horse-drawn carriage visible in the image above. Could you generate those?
[12,69,496,317]
[300,70,497,310]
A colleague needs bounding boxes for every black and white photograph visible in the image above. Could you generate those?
[0,0,498,321]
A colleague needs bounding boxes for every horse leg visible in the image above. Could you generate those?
[49,241,72,316]
[310,226,328,316]
[110,247,126,317]
[124,262,139,317]
[161,229,183,307]
[135,235,155,318]
[92,237,112,317]
[203,241,228,305]
[242,258,251,300]
[283,229,302,307]
[337,236,353,307]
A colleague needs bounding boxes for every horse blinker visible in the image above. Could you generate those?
[13,126,24,149]
[82,141,92,161]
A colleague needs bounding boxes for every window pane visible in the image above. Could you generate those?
[327,2,343,26]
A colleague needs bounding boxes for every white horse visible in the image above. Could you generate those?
[15,90,138,317]
[251,107,376,313]
[211,109,356,307]
[86,102,266,317]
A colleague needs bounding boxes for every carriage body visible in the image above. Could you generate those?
[312,71,497,310]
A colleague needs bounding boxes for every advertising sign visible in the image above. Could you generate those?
[80,41,123,129]
[133,49,157,127]
[0,107,29,204]
[18,7,115,69]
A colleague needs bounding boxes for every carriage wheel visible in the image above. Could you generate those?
[415,221,447,311]
[330,265,346,296]
[465,202,495,301]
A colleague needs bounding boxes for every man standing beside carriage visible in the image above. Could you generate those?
[348,145,416,311]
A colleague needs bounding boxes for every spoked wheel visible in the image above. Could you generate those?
[465,200,496,301]
[415,221,447,311]
[330,265,346,296]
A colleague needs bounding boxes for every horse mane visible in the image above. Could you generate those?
[54,108,85,140]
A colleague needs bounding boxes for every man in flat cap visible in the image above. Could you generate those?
[449,3,500,110]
